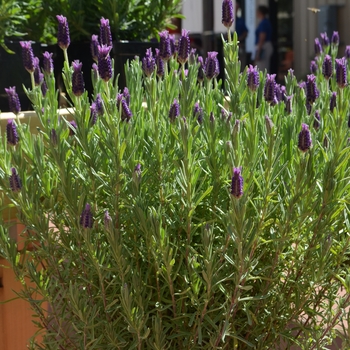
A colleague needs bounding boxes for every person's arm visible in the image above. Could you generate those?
[256,32,266,61]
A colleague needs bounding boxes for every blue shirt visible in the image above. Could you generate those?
[235,17,248,39]
[255,18,272,45]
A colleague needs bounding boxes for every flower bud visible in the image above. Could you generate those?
[330,92,337,112]
[98,45,113,82]
[231,167,243,198]
[80,203,94,228]
[155,49,164,77]
[90,103,98,126]
[320,32,330,47]
[100,18,112,47]
[204,52,220,79]
[177,29,190,65]
[142,48,156,77]
[72,60,85,96]
[335,57,347,88]
[247,65,259,91]
[314,38,322,56]
[345,46,350,60]
[169,34,176,57]
[5,87,21,115]
[33,57,43,86]
[20,41,35,73]
[331,31,339,46]
[306,74,319,104]
[121,99,132,122]
[322,55,332,79]
[9,168,22,192]
[159,30,171,61]
[313,110,320,130]
[6,119,19,145]
[43,51,54,74]
[285,95,292,114]
[222,0,234,29]
[197,56,204,83]
[264,74,276,104]
[310,60,317,74]
[56,15,70,50]
[169,99,180,122]
[91,35,99,62]
[298,123,312,152]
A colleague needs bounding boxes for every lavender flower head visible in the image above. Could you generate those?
[197,56,204,82]
[90,103,98,126]
[247,65,259,91]
[5,87,21,115]
[322,55,333,79]
[331,31,339,45]
[80,203,94,228]
[335,57,347,88]
[231,167,243,198]
[314,38,322,56]
[310,60,317,74]
[95,93,104,116]
[169,34,176,56]
[320,32,330,47]
[20,41,35,73]
[98,45,113,81]
[121,99,132,122]
[9,168,22,192]
[306,74,319,104]
[330,92,337,112]
[222,0,234,29]
[264,74,276,104]
[142,48,156,77]
[56,15,70,50]
[169,99,180,122]
[123,87,130,106]
[298,124,312,152]
[204,51,220,79]
[313,110,320,130]
[100,18,112,47]
[6,119,19,146]
[345,46,350,60]
[43,51,54,74]
[72,60,85,96]
[33,57,43,86]
[285,95,293,114]
[155,48,164,77]
[159,30,172,61]
[104,210,112,229]
[177,29,190,65]
[91,35,99,62]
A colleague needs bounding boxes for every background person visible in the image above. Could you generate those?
[254,5,273,72]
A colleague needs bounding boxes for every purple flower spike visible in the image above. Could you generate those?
[313,110,320,130]
[169,99,180,122]
[98,45,113,81]
[285,95,293,114]
[322,55,333,79]
[69,120,77,136]
[275,84,285,102]
[41,80,48,96]
[169,34,176,56]
[142,48,156,77]
[6,119,19,146]
[72,60,85,96]
[320,32,329,47]
[33,57,43,86]
[95,93,103,116]
[9,168,22,192]
[310,60,317,74]
[197,56,204,83]
[231,167,243,198]
[247,65,259,91]
[222,0,234,28]
[204,51,220,79]
[306,74,319,104]
[298,124,312,152]
[331,31,339,45]
[20,41,35,73]
[56,15,70,50]
[345,46,350,59]
[335,57,347,88]
[264,74,276,104]
[104,210,112,229]
[90,103,98,125]
[193,102,204,124]
[5,87,21,115]
[43,51,54,74]
[91,35,99,62]
[100,18,112,47]
[314,38,322,56]
[155,48,164,77]
[123,87,130,106]
[159,30,172,61]
[121,99,132,122]
[330,92,337,112]
[177,29,190,65]
[80,203,94,229]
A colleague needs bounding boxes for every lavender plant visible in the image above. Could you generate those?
[1,5,350,349]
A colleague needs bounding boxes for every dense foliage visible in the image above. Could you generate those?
[1,16,350,350]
